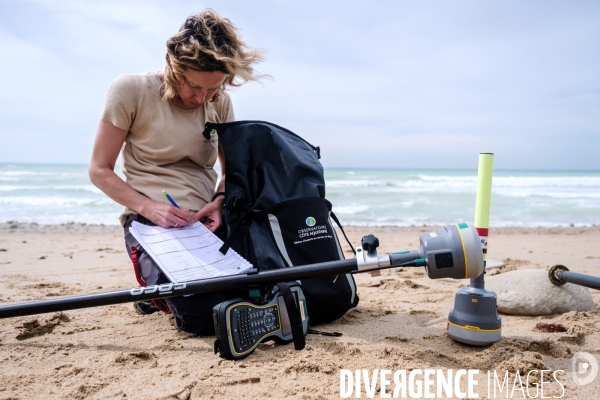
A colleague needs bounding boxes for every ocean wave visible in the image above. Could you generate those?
[0,196,117,207]
[326,180,389,187]
[493,176,600,187]
[496,189,600,199]
[375,186,474,194]
[0,185,103,193]
[334,219,598,228]
[415,175,477,183]
[0,170,54,176]
[1,164,598,228]
[332,204,370,214]
[0,214,121,225]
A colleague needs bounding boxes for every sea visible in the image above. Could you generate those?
[1,163,599,228]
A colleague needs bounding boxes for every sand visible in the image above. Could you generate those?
[0,222,599,399]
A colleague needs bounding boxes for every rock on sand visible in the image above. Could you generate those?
[485,269,597,315]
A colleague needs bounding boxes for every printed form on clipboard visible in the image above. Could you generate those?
[128,221,253,283]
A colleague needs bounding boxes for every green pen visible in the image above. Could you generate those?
[162,190,180,209]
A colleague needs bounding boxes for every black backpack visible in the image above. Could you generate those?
[203,120,359,324]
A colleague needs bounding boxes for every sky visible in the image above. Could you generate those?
[0,0,599,170]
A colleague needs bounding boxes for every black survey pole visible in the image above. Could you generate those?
[0,222,483,320]
[548,265,600,291]
[0,258,358,319]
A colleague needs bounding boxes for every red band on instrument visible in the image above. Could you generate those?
[476,227,489,237]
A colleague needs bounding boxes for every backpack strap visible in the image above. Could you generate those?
[130,246,146,287]
[219,197,264,255]
[276,283,305,351]
[219,212,252,255]
[330,211,356,256]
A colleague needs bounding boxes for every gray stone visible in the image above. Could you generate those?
[485,269,597,315]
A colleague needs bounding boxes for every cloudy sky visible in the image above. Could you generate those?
[0,0,599,170]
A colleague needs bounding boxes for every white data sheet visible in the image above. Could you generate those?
[129,221,253,283]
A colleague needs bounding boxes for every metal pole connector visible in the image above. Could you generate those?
[548,264,600,290]
[548,265,569,286]
[356,246,381,276]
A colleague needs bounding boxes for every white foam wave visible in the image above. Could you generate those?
[326,180,388,187]
[415,175,477,183]
[0,185,103,193]
[0,214,121,225]
[333,204,370,214]
[0,196,116,206]
[496,189,600,199]
[0,171,54,176]
[493,176,600,188]
[335,219,598,228]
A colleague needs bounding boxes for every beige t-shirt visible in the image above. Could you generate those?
[100,72,235,226]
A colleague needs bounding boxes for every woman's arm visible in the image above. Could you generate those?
[192,141,226,231]
[89,120,192,228]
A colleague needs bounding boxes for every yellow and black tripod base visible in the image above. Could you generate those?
[447,286,502,346]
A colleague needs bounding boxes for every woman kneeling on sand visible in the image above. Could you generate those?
[89,10,264,334]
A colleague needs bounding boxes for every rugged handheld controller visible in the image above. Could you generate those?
[212,283,309,360]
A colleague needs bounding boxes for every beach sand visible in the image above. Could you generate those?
[0,222,599,399]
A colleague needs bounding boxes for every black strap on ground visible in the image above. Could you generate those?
[308,328,342,337]
[330,211,356,255]
[276,282,305,351]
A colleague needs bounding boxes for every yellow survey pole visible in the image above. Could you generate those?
[472,153,494,287]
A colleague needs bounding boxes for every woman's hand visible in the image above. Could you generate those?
[140,200,193,229]
[192,197,225,232]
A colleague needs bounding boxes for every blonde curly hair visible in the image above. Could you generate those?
[162,9,264,102]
